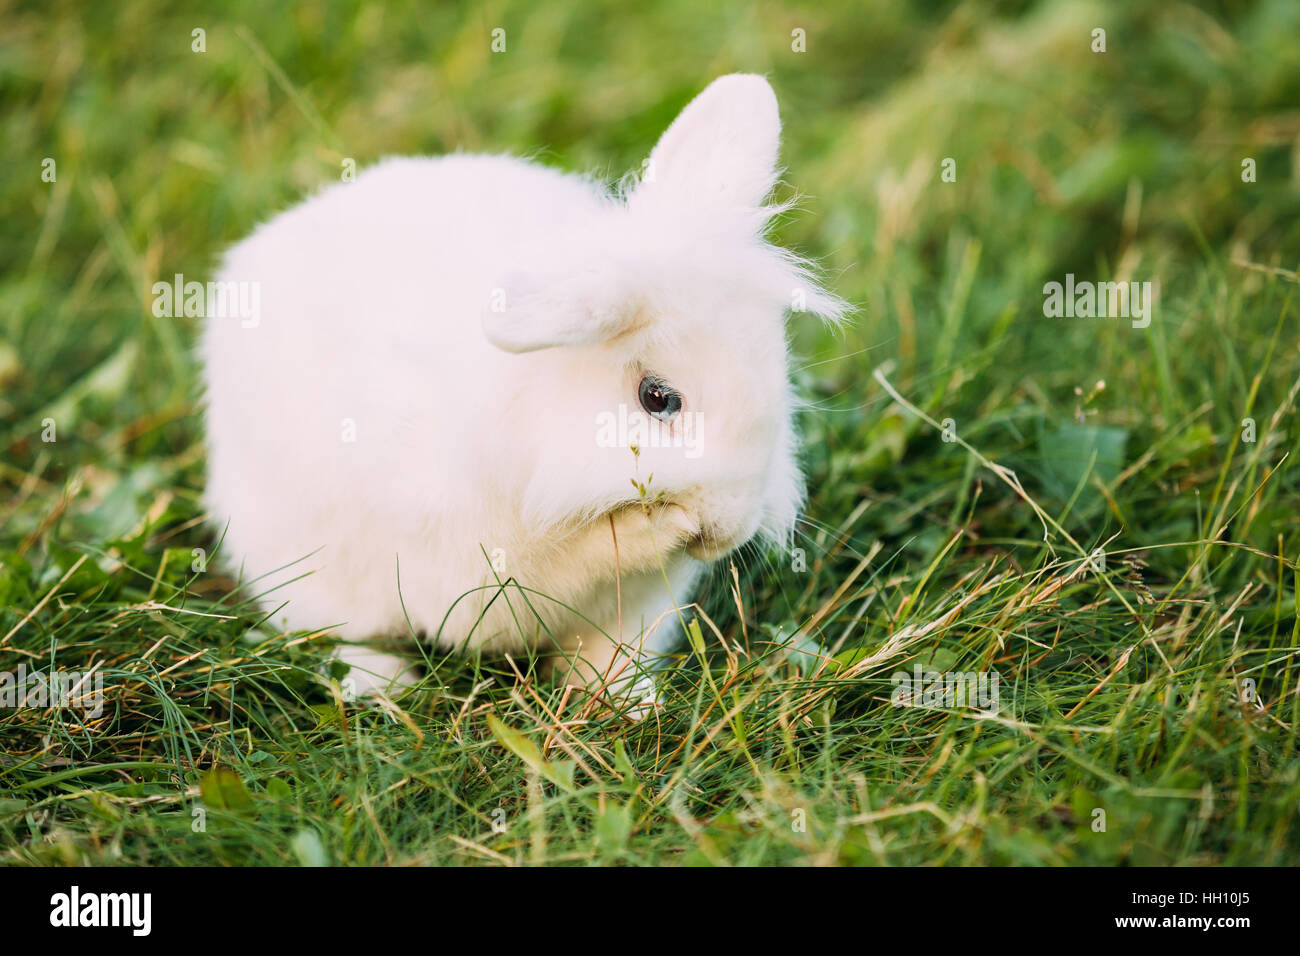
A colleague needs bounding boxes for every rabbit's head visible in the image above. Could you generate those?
[482,74,845,563]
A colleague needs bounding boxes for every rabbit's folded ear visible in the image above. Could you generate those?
[481,268,641,354]
[632,73,781,211]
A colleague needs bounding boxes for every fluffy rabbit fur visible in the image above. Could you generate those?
[201,74,844,708]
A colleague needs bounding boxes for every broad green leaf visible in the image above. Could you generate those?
[486,714,575,793]
[1037,421,1128,505]
[199,767,255,814]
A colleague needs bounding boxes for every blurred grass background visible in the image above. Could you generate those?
[2,0,1299,865]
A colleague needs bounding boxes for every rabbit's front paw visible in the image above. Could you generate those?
[619,673,661,721]
[605,501,699,567]
[333,643,420,701]
[552,631,663,720]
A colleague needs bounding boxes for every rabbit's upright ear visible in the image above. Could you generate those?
[481,267,641,354]
[633,74,781,210]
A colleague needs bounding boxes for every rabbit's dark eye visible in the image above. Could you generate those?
[638,375,682,421]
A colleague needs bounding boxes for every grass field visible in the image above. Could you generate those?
[2,0,1299,866]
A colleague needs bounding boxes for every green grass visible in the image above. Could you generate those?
[2,0,1299,865]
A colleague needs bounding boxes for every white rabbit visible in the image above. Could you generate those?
[200,74,845,709]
